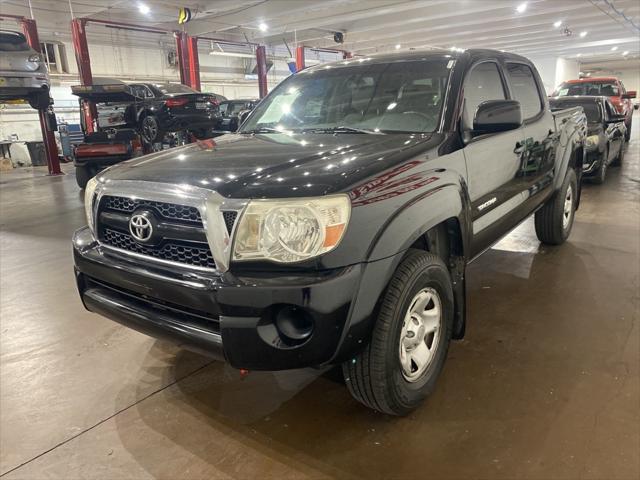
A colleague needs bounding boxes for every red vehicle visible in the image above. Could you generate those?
[553,77,636,141]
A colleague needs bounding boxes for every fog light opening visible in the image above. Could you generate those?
[275,306,314,344]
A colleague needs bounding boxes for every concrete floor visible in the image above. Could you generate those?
[1,117,638,479]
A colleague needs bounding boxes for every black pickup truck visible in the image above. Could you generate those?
[73,49,587,415]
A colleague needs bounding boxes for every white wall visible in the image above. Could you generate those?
[529,56,580,94]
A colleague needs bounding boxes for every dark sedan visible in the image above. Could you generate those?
[126,83,226,143]
[216,99,258,132]
[550,95,626,184]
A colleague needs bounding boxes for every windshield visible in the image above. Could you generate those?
[154,83,197,95]
[220,102,247,116]
[551,101,602,123]
[0,32,29,52]
[240,59,451,134]
[554,81,619,97]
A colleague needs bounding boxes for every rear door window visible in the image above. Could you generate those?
[505,63,543,120]
[0,32,29,51]
[463,62,506,129]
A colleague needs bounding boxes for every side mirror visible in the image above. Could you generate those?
[622,91,636,99]
[635,104,639,110]
[472,100,522,136]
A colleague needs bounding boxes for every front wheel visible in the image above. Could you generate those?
[624,118,632,142]
[75,164,93,189]
[611,142,625,167]
[592,146,608,185]
[535,168,577,245]
[342,250,453,415]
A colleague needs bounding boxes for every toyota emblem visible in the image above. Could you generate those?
[129,211,154,242]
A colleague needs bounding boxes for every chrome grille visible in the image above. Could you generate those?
[223,211,238,234]
[97,195,217,270]
[103,229,216,269]
[103,195,202,224]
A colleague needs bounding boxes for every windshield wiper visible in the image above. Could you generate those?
[302,126,384,135]
[240,127,280,134]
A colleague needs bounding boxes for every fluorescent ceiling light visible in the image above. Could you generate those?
[395,44,401,49]
[622,50,629,56]
[138,3,150,14]
[611,46,618,51]
[579,31,587,37]
[209,51,255,58]
[553,20,562,28]
[576,53,582,57]
[258,22,268,32]
[516,2,527,13]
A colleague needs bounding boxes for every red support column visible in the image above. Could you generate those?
[256,45,268,99]
[175,31,190,86]
[186,36,201,91]
[295,45,305,72]
[71,18,97,134]
[21,18,62,175]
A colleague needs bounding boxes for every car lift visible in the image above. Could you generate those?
[0,14,62,175]
[69,18,271,100]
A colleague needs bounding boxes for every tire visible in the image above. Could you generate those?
[535,168,577,245]
[342,250,454,416]
[591,146,608,185]
[28,88,51,110]
[611,143,625,167]
[624,118,631,142]
[140,114,163,143]
[75,165,92,189]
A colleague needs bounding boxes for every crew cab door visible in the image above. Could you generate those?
[503,62,555,219]
[461,61,527,257]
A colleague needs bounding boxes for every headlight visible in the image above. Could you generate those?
[586,135,599,149]
[28,54,41,63]
[84,177,99,231]
[232,195,351,263]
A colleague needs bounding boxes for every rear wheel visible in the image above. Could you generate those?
[75,165,93,189]
[140,114,163,144]
[342,250,453,415]
[535,168,577,245]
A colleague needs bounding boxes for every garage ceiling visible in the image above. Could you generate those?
[1,0,639,65]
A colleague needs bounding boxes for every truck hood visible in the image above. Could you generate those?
[99,132,440,198]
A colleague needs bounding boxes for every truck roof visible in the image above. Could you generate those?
[564,77,619,83]
[305,48,534,72]
[549,95,607,104]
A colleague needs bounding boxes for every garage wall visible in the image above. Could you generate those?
[1,35,296,166]
[529,56,580,94]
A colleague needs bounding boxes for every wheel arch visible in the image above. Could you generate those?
[328,184,472,365]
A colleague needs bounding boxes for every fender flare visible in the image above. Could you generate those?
[327,180,473,364]
[366,178,472,262]
[553,123,585,191]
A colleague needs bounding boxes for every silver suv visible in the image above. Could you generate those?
[0,30,50,109]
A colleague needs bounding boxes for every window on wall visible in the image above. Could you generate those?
[39,42,68,73]
[506,63,543,120]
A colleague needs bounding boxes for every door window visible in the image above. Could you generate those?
[463,62,506,129]
[505,63,543,120]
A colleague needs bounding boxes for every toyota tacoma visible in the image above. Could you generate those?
[73,49,587,415]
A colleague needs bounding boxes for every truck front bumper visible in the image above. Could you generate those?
[73,227,363,370]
